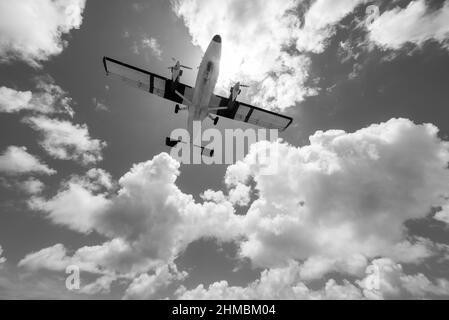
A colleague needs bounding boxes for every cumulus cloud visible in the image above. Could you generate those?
[21,119,449,299]
[201,183,250,206]
[367,0,449,51]
[18,238,183,297]
[79,274,116,295]
[28,172,110,233]
[358,258,449,299]
[0,78,75,116]
[295,0,366,53]
[299,254,367,281]
[24,153,242,296]
[171,0,314,110]
[0,87,32,113]
[228,183,251,206]
[123,264,187,299]
[175,260,361,299]
[0,0,87,67]
[23,116,106,165]
[177,258,449,299]
[92,153,242,262]
[171,0,371,110]
[18,243,73,272]
[225,118,449,268]
[19,239,142,275]
[0,146,55,175]
[17,177,45,195]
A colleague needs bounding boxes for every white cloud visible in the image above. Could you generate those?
[171,0,315,110]
[21,118,449,298]
[200,189,226,203]
[123,264,187,299]
[358,258,449,299]
[171,0,369,110]
[79,275,116,295]
[142,37,163,59]
[23,116,106,165]
[0,245,6,265]
[0,78,74,116]
[388,237,437,264]
[228,183,251,206]
[25,153,242,280]
[177,257,449,299]
[19,238,147,276]
[0,87,32,113]
[18,243,71,272]
[0,146,55,175]
[299,254,367,281]
[176,260,364,299]
[434,203,449,224]
[367,0,449,51]
[28,174,110,234]
[201,183,250,206]
[93,153,242,262]
[0,0,87,67]
[18,239,187,297]
[295,0,366,53]
[225,118,449,268]
[18,177,45,195]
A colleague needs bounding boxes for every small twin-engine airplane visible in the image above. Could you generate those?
[102,34,292,156]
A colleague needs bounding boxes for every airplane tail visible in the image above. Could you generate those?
[165,137,214,157]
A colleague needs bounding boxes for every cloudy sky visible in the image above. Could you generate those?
[1,0,449,299]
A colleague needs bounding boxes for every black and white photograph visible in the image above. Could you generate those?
[1,0,449,305]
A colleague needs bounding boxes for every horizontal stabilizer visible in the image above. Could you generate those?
[165,137,180,147]
[165,137,214,157]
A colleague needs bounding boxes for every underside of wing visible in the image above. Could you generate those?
[103,56,193,106]
[209,95,293,131]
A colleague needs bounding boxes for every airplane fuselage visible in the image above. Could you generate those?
[187,35,221,137]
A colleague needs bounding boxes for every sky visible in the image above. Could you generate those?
[0,0,449,299]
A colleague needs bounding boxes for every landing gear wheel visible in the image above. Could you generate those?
[213,117,219,126]
[175,104,180,114]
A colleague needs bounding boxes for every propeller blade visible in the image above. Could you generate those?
[180,65,192,70]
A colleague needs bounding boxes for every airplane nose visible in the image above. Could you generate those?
[212,34,221,43]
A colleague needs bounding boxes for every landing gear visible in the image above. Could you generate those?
[175,104,180,114]
[208,114,219,125]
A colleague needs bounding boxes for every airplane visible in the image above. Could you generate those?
[102,34,293,156]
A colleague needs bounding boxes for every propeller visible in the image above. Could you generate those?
[232,81,249,88]
[169,57,192,70]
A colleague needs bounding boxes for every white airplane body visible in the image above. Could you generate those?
[103,34,292,156]
[187,35,222,138]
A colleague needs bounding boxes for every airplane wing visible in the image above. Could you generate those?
[208,94,293,131]
[102,56,193,106]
